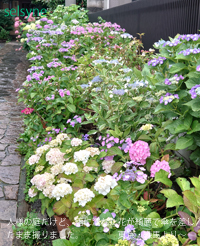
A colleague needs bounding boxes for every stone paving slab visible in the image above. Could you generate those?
[0,223,13,246]
[0,42,29,246]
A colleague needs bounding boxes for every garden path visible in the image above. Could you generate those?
[0,42,29,246]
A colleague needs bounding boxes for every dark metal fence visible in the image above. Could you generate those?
[88,0,200,49]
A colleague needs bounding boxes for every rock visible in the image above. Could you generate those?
[0,152,5,160]
[0,166,20,184]
[0,144,7,151]
[1,154,21,166]
[4,185,19,200]
[0,187,3,197]
[0,201,17,221]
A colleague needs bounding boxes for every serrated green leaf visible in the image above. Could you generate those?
[175,135,194,150]
[169,63,186,73]
[176,177,191,191]
[154,169,172,187]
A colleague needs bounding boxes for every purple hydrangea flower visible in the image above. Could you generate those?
[159,93,179,105]
[189,84,200,99]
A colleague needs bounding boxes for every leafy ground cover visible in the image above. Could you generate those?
[14,4,200,246]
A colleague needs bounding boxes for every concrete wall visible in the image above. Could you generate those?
[110,0,132,8]
[65,0,76,6]
[87,0,104,12]
[104,0,132,9]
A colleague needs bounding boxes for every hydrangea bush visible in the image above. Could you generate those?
[16,4,200,246]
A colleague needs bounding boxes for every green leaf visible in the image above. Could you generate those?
[94,233,108,242]
[190,149,200,165]
[115,125,123,137]
[183,190,198,207]
[87,159,99,168]
[99,151,107,158]
[67,104,76,113]
[87,130,97,135]
[30,92,37,98]
[106,147,123,157]
[46,206,55,217]
[119,193,131,209]
[169,63,187,73]
[107,230,121,241]
[185,78,200,89]
[175,135,194,150]
[61,194,73,208]
[184,98,200,111]
[53,201,67,215]
[53,239,74,246]
[164,143,176,151]
[123,126,131,138]
[166,194,184,208]
[174,124,188,134]
[138,135,152,141]
[169,159,181,169]
[184,114,193,129]
[187,120,200,134]
[176,177,191,191]
[111,162,124,175]
[96,239,109,246]
[85,173,95,182]
[190,177,200,189]
[154,169,172,187]
[133,67,143,80]
[160,189,177,198]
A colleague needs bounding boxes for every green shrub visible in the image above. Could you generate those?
[0,27,10,40]
[0,10,14,32]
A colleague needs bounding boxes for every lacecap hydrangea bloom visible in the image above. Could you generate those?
[94,175,118,195]
[62,163,78,175]
[73,188,95,207]
[28,154,40,165]
[150,160,171,178]
[46,148,65,165]
[74,150,90,165]
[129,140,151,165]
[159,234,179,246]
[52,183,73,201]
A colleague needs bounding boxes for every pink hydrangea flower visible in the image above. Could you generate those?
[150,160,171,178]
[129,140,150,165]
[21,108,34,114]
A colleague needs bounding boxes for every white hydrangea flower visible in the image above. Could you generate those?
[56,133,70,142]
[49,138,62,147]
[94,175,118,195]
[35,166,44,173]
[62,163,78,175]
[46,148,65,165]
[52,183,73,201]
[74,188,95,207]
[83,166,98,173]
[71,138,83,147]
[43,184,55,198]
[58,178,72,184]
[102,160,115,174]
[74,150,90,165]
[36,145,50,156]
[28,154,40,165]
[31,173,55,191]
[28,188,37,198]
[50,163,63,175]
[85,147,100,157]
[71,19,79,24]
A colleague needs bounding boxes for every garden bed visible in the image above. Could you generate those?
[12,4,200,246]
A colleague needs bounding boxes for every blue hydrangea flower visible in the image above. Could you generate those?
[91,76,103,83]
